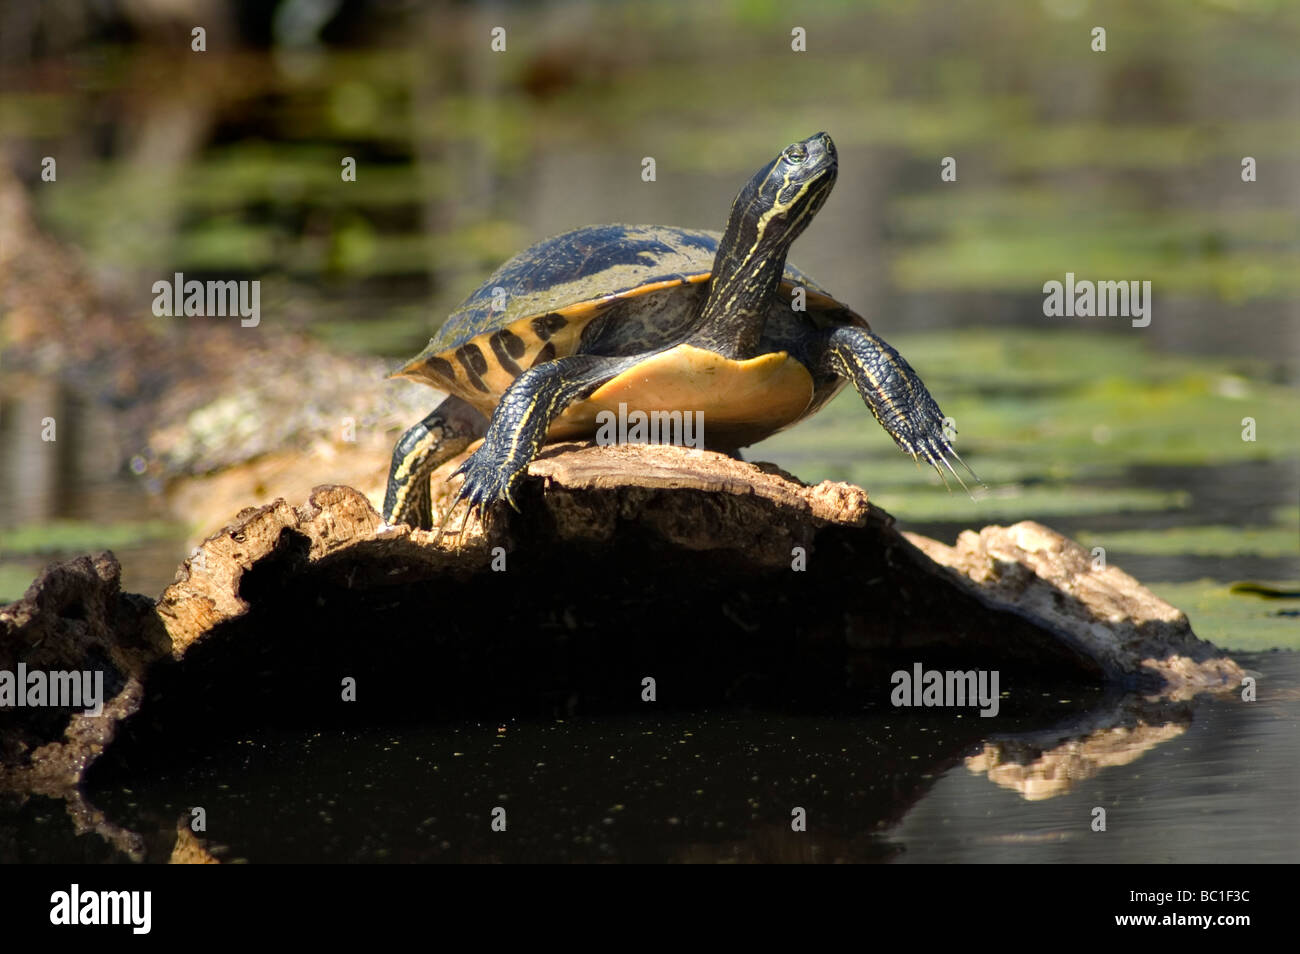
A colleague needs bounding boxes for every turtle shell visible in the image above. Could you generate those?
[395,224,865,412]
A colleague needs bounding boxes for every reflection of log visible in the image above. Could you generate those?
[968,720,1189,802]
[169,821,221,865]
[1,442,1243,800]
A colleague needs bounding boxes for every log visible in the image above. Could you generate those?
[1,442,1243,801]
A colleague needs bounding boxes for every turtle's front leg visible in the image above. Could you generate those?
[812,325,976,488]
[452,352,646,517]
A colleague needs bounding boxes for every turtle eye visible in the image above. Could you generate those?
[784,143,808,164]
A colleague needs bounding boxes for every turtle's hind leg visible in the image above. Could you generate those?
[383,395,487,529]
[813,326,978,491]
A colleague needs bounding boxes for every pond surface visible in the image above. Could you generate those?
[0,651,1288,863]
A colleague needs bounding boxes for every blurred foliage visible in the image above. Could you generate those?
[5,0,1295,340]
[0,519,181,557]
[1147,580,1300,651]
[0,520,187,603]
[0,563,42,603]
[1075,520,1299,558]
[758,329,1299,493]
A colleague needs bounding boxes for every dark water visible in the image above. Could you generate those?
[3,653,1290,864]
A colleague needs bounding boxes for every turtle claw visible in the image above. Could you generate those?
[432,451,523,546]
[430,496,465,547]
[911,426,981,499]
[824,327,981,499]
[453,455,521,513]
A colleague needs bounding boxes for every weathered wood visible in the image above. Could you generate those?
[1,442,1243,798]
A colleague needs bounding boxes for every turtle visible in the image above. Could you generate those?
[383,131,972,531]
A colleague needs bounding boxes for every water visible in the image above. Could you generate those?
[892,653,1300,863]
[0,652,1287,863]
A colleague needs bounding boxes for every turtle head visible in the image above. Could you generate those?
[695,133,838,356]
[734,132,838,251]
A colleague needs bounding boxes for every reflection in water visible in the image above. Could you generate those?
[892,656,1300,863]
[968,722,1188,802]
[0,385,188,600]
[0,652,1289,863]
[0,380,73,524]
